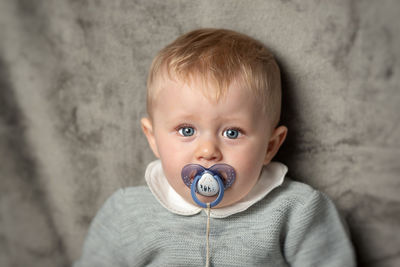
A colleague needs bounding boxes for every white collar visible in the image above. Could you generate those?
[145,160,288,218]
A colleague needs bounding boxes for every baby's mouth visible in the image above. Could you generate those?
[186,170,228,187]
[181,163,236,208]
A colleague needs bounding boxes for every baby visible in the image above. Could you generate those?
[75,29,356,266]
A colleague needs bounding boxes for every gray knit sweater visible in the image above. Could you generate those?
[74,179,356,266]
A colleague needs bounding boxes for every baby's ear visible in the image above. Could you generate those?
[141,117,160,158]
[264,125,288,165]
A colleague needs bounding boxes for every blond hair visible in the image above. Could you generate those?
[146,28,282,126]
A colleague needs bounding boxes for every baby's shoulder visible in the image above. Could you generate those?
[274,178,320,202]
[255,178,334,217]
[119,185,153,200]
[103,185,160,213]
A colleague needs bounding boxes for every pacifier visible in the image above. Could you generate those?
[181,164,236,208]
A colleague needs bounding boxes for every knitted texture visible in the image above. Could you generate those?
[74,179,356,266]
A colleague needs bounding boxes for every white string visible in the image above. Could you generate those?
[205,203,211,267]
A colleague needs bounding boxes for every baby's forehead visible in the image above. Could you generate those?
[153,70,256,102]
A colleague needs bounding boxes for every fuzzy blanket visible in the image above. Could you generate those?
[1,1,399,266]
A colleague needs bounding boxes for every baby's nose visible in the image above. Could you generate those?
[194,139,222,162]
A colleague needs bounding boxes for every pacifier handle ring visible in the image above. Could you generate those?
[191,174,225,208]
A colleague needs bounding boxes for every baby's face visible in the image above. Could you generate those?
[142,77,285,208]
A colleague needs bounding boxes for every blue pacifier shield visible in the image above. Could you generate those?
[181,163,236,208]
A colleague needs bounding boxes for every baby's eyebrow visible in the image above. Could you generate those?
[163,113,199,124]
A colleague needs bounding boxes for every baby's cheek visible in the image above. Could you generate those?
[236,161,264,189]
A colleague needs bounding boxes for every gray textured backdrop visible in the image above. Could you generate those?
[1,0,399,266]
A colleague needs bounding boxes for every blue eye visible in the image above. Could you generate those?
[178,127,195,137]
[223,129,240,139]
